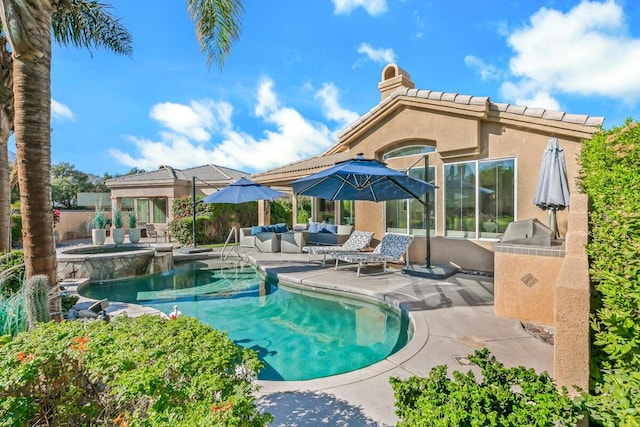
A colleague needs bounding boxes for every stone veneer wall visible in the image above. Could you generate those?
[57,250,172,282]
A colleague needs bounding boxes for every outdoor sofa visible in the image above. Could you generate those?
[306,222,353,246]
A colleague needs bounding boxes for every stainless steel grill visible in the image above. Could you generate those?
[499,219,552,247]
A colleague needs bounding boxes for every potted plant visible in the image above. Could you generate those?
[112,208,125,244]
[128,212,141,243]
[91,207,106,245]
[481,212,497,233]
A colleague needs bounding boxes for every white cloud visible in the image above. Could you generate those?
[332,0,387,16]
[109,77,357,173]
[502,0,640,105]
[51,99,74,121]
[357,42,396,64]
[149,100,231,142]
[500,81,560,111]
[464,55,501,80]
[314,83,360,127]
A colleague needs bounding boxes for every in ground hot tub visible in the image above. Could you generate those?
[57,244,173,282]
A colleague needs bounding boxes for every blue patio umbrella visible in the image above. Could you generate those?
[203,177,285,204]
[184,177,284,249]
[291,154,439,269]
[291,154,436,202]
[533,138,570,239]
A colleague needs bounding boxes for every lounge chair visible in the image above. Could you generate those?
[332,233,414,277]
[303,230,375,266]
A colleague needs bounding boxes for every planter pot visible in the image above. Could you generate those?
[482,221,497,232]
[112,228,125,244]
[92,229,106,245]
[129,227,141,243]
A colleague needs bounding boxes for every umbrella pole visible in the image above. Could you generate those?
[192,177,197,248]
[424,155,431,268]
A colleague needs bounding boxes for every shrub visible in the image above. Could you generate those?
[0,251,25,296]
[579,119,640,424]
[128,212,137,228]
[10,213,21,248]
[270,199,292,228]
[169,197,258,245]
[0,315,272,426]
[0,291,26,337]
[91,207,106,229]
[169,216,211,246]
[112,208,123,228]
[390,348,584,426]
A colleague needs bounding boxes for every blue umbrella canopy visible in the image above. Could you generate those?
[291,154,436,201]
[202,177,285,204]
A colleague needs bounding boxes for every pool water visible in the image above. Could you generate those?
[80,261,410,381]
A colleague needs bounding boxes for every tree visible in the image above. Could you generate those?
[0,0,243,312]
[0,33,12,252]
[0,1,132,318]
[51,162,93,207]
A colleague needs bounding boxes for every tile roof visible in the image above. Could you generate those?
[338,87,604,138]
[252,151,353,180]
[106,164,248,186]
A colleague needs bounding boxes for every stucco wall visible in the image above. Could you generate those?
[55,210,110,241]
[494,249,564,326]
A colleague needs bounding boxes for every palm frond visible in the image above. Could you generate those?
[52,0,132,56]
[187,0,244,69]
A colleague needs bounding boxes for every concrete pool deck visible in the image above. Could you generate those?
[244,251,554,426]
[59,239,554,426]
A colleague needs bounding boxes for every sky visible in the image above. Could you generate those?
[10,0,640,176]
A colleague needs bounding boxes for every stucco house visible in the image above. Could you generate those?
[252,63,603,273]
[105,164,249,225]
[251,63,602,391]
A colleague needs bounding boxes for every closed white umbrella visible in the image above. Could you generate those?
[533,138,570,239]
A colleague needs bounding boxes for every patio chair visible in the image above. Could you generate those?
[303,230,375,266]
[145,224,159,242]
[332,233,414,277]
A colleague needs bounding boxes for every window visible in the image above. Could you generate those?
[135,198,168,224]
[152,198,167,224]
[316,199,335,224]
[137,199,150,223]
[383,145,436,160]
[385,166,436,236]
[444,159,515,239]
[478,160,515,238]
[339,200,355,225]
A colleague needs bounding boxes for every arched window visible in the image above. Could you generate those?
[383,145,436,161]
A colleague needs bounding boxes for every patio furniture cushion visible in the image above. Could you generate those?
[255,232,282,253]
[281,231,308,253]
[303,230,374,265]
[332,233,414,277]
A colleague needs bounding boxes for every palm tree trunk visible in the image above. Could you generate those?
[0,138,9,253]
[0,35,13,254]
[2,0,60,316]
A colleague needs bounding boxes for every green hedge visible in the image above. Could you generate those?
[391,348,584,426]
[0,315,272,426]
[579,119,640,425]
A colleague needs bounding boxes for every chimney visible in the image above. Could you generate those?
[378,63,415,100]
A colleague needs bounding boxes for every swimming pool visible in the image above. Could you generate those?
[79,260,411,381]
